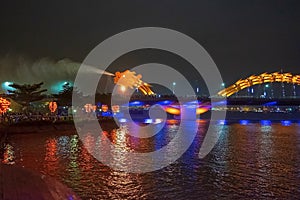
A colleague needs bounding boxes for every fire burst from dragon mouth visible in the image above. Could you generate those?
[113,70,155,95]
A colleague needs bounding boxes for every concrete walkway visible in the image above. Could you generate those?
[0,164,80,200]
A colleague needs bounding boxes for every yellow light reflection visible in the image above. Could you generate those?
[165,107,180,115]
[196,107,209,115]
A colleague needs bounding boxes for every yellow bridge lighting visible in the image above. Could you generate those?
[218,71,300,97]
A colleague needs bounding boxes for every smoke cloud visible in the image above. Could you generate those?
[0,55,114,94]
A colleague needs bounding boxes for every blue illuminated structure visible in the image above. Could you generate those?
[239,120,249,125]
[263,101,277,106]
[2,81,15,93]
[218,120,227,125]
[144,119,153,124]
[212,100,227,106]
[281,120,292,126]
[101,111,113,117]
[185,100,200,105]
[119,118,127,123]
[157,100,173,105]
[260,120,272,126]
[129,101,144,106]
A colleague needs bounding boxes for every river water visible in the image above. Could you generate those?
[6,120,300,199]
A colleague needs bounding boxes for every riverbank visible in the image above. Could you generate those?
[0,118,121,134]
[0,120,76,134]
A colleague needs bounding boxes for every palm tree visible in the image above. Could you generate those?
[7,82,47,112]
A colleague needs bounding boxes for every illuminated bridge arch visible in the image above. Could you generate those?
[218,72,300,97]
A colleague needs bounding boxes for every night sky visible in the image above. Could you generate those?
[0,0,300,92]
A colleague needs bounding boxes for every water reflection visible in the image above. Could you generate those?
[111,127,132,171]
[44,138,59,175]
[2,143,15,165]
[67,135,81,188]
[5,121,300,199]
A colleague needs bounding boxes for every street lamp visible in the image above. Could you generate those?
[172,82,176,94]
[264,84,269,98]
[292,84,296,97]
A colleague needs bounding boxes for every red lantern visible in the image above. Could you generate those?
[49,102,57,113]
[0,97,10,114]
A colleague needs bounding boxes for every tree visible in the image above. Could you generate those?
[7,82,47,112]
[53,83,82,106]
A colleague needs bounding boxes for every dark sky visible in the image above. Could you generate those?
[1,0,300,85]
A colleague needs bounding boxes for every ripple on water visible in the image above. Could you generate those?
[5,121,300,199]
